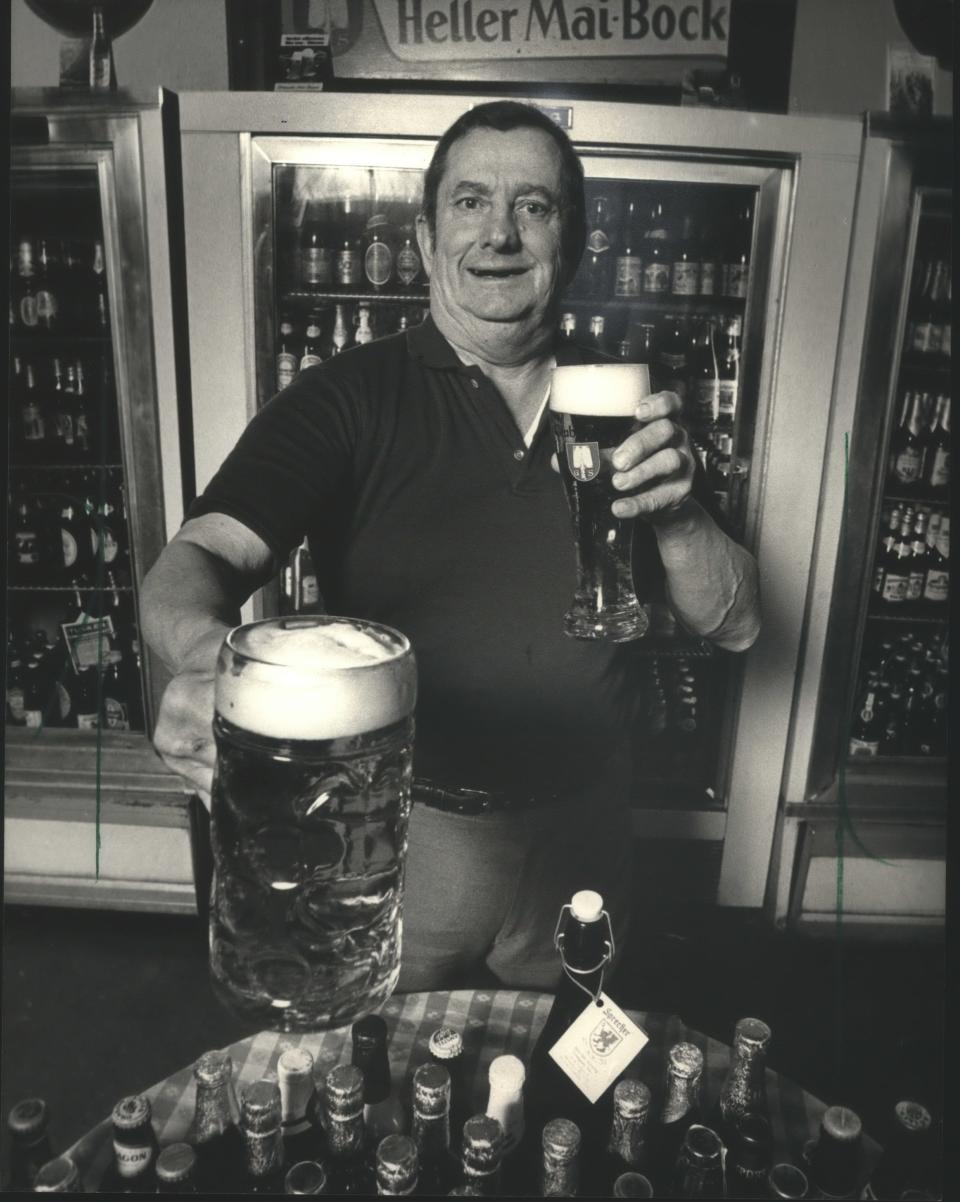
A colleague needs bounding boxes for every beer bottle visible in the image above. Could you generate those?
[923,393,950,495]
[922,515,949,609]
[594,1078,653,1194]
[35,239,59,332]
[872,507,901,597]
[614,200,644,299]
[90,5,113,90]
[879,512,914,607]
[766,1161,810,1199]
[671,1124,725,1198]
[32,1155,82,1193]
[284,1159,329,1194]
[460,1114,504,1196]
[300,312,324,371]
[47,359,72,461]
[6,1098,53,1190]
[717,319,740,430]
[6,638,27,727]
[276,313,300,389]
[277,1048,321,1167]
[905,510,931,611]
[155,1143,198,1194]
[612,1170,655,1197]
[323,1064,374,1195]
[861,1100,939,1200]
[20,363,47,462]
[15,238,40,332]
[98,1093,160,1193]
[715,1016,771,1139]
[91,241,110,332]
[805,1105,864,1200]
[410,1064,459,1195]
[649,1041,704,1194]
[848,676,882,757]
[14,500,43,585]
[642,200,671,295]
[485,1055,531,1194]
[363,213,394,289]
[697,222,719,296]
[331,303,352,356]
[335,197,362,288]
[354,303,374,345]
[350,1014,405,1153]
[374,1133,418,1196]
[722,201,752,298]
[186,1049,245,1195]
[726,1112,774,1198]
[239,1079,285,1193]
[688,319,719,432]
[395,224,422,289]
[526,891,615,1162]
[539,1117,581,1198]
[300,200,333,288]
[581,195,613,299]
[656,315,688,402]
[671,214,700,296]
[888,391,926,493]
[100,650,131,730]
[427,1027,470,1153]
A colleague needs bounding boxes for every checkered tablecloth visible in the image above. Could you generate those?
[65,990,877,1190]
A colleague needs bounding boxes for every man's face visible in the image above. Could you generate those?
[417,126,570,338]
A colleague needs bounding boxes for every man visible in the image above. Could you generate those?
[141,101,759,991]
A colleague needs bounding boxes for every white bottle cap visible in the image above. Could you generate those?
[570,890,604,922]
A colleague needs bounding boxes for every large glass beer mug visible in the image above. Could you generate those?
[209,615,417,1031]
[550,362,652,642]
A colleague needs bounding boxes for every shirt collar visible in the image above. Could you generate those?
[407,312,591,370]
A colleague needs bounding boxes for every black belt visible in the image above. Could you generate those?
[412,778,558,816]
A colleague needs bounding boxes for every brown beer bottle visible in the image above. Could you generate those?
[888,391,926,493]
[155,1143,199,1194]
[186,1050,245,1194]
[649,1042,703,1195]
[98,1093,160,1193]
[6,1098,53,1190]
[239,1079,285,1193]
[460,1114,505,1195]
[411,1063,459,1195]
[323,1064,374,1195]
[32,1155,83,1193]
[350,1014,405,1153]
[581,195,614,299]
[375,1133,419,1195]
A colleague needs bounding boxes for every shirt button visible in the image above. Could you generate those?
[514,449,524,461]
[470,378,480,389]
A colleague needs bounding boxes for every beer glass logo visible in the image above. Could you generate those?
[589,1017,622,1057]
[567,441,601,482]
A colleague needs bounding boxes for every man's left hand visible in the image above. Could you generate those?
[608,390,696,522]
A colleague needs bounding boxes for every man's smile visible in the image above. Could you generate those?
[466,265,530,278]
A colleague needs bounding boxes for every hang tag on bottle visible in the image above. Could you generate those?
[548,993,649,1103]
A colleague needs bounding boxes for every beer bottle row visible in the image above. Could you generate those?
[6,591,145,733]
[11,478,131,589]
[574,193,752,303]
[905,250,951,360]
[275,303,427,389]
[886,390,950,496]
[871,503,949,614]
[11,353,121,466]
[849,628,948,758]
[10,235,110,336]
[296,197,426,293]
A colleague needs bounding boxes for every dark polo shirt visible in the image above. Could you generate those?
[190,316,671,799]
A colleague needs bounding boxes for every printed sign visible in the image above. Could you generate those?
[566,441,601,482]
[549,993,649,1103]
[61,614,115,674]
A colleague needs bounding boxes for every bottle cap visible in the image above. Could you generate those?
[542,1117,581,1160]
[194,1049,233,1087]
[683,1124,722,1163]
[822,1105,862,1142]
[8,1097,48,1137]
[413,1063,451,1115]
[462,1114,504,1168]
[894,1100,933,1131]
[734,1016,772,1050]
[111,1094,152,1130]
[570,890,603,922]
[668,1041,704,1080]
[240,1080,282,1131]
[285,1159,329,1195]
[34,1155,80,1193]
[613,1173,654,1198]
[428,1026,463,1061]
[612,1078,651,1120]
[325,1064,364,1117]
[278,1047,315,1083]
[487,1054,525,1093]
[155,1142,196,1184]
[351,1013,388,1051]
[376,1133,419,1191]
[767,1161,810,1200]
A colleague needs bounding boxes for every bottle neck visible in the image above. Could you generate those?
[194,1080,237,1141]
[662,1070,699,1125]
[412,1109,450,1159]
[327,1111,364,1159]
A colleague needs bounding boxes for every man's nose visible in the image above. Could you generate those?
[479,202,522,252]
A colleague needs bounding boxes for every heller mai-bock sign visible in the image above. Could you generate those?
[303,1,729,87]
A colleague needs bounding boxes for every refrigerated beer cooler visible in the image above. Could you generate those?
[178,91,868,912]
[772,116,951,931]
[6,89,193,912]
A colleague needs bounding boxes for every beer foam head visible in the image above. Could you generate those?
[549,363,650,416]
[216,616,416,740]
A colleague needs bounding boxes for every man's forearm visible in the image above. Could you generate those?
[652,499,760,652]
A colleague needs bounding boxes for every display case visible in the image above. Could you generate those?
[180,92,865,907]
[6,90,192,914]
[774,115,951,931]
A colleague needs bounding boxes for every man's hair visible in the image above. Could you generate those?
[420,100,587,270]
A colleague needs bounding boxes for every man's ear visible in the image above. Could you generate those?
[415,214,434,279]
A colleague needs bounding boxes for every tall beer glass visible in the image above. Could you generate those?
[209,615,417,1031]
[550,362,652,642]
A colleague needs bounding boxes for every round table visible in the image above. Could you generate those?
[65,989,880,1190]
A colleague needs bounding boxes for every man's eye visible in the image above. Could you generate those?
[519,201,549,217]
[454,196,481,211]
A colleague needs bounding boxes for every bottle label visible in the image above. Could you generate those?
[24,709,44,728]
[586,229,611,255]
[113,1142,153,1177]
[336,248,360,286]
[936,527,950,558]
[56,412,76,445]
[892,448,923,484]
[16,532,40,565]
[98,529,119,565]
[76,711,101,730]
[302,575,320,605]
[396,244,421,285]
[62,530,79,569]
[547,993,649,1104]
[301,246,333,286]
[364,240,393,287]
[718,380,737,418]
[929,447,950,488]
[75,414,89,450]
[643,262,670,294]
[723,263,749,298]
[872,566,885,594]
[36,290,58,324]
[672,262,699,295]
[912,321,932,352]
[104,696,130,730]
[924,569,948,602]
[277,351,298,388]
[881,572,908,603]
[906,571,925,602]
[23,404,44,441]
[694,380,719,424]
[699,262,717,295]
[300,353,322,371]
[614,256,642,297]
[7,687,26,722]
[19,296,39,327]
